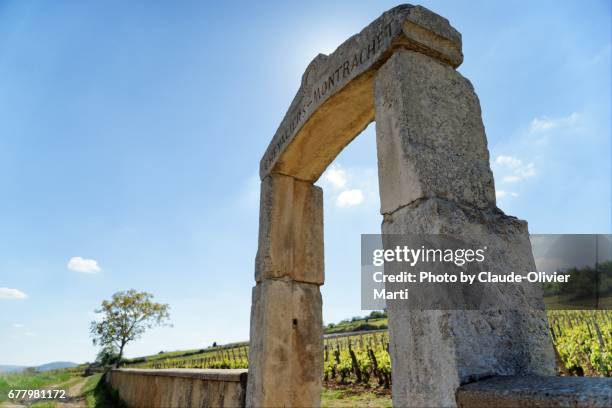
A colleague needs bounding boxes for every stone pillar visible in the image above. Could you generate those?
[374,50,556,408]
[246,173,324,408]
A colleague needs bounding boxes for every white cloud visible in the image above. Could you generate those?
[68,256,101,273]
[502,175,521,183]
[24,331,35,337]
[336,189,364,207]
[496,190,518,199]
[516,163,536,178]
[318,163,378,209]
[494,155,536,183]
[529,118,557,132]
[529,112,580,133]
[12,323,24,328]
[0,287,28,300]
[322,164,347,189]
[495,155,522,168]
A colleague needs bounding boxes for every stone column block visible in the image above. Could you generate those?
[255,173,324,285]
[374,50,555,408]
[375,50,496,214]
[246,278,323,408]
[381,199,555,408]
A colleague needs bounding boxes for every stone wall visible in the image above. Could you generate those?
[106,368,247,408]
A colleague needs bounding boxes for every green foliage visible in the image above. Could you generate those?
[325,318,388,335]
[90,289,171,361]
[130,345,250,370]
[96,345,120,366]
[323,333,391,387]
[82,373,127,408]
[543,261,612,308]
[368,310,387,320]
[549,310,611,376]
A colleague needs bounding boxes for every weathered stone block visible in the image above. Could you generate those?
[401,5,463,68]
[382,197,556,408]
[255,173,324,285]
[246,278,323,408]
[375,50,496,213]
[456,375,612,408]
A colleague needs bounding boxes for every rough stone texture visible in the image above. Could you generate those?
[375,50,496,213]
[382,199,549,312]
[259,4,463,181]
[374,49,555,407]
[246,278,323,408]
[382,199,556,407]
[106,368,247,408]
[456,375,612,407]
[255,174,324,284]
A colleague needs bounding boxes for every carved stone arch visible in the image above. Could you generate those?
[246,5,555,408]
[259,5,462,183]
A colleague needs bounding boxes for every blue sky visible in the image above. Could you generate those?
[0,0,610,366]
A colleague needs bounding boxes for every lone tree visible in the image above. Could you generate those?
[90,289,170,362]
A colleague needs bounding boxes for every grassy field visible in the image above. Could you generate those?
[0,371,122,408]
[322,385,391,408]
[0,370,72,403]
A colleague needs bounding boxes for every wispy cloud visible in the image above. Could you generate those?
[336,189,364,207]
[494,155,536,183]
[68,256,101,273]
[529,112,581,133]
[495,155,522,167]
[496,190,518,199]
[0,287,28,300]
[12,323,24,328]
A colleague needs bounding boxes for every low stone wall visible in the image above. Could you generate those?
[456,375,612,407]
[106,368,248,408]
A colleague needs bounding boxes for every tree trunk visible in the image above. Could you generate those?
[118,342,126,366]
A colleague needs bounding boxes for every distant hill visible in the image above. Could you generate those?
[36,361,78,371]
[0,361,78,373]
[0,365,26,373]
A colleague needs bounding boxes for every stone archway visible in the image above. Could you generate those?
[246,5,555,407]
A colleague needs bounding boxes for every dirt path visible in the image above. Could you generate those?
[56,376,89,407]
